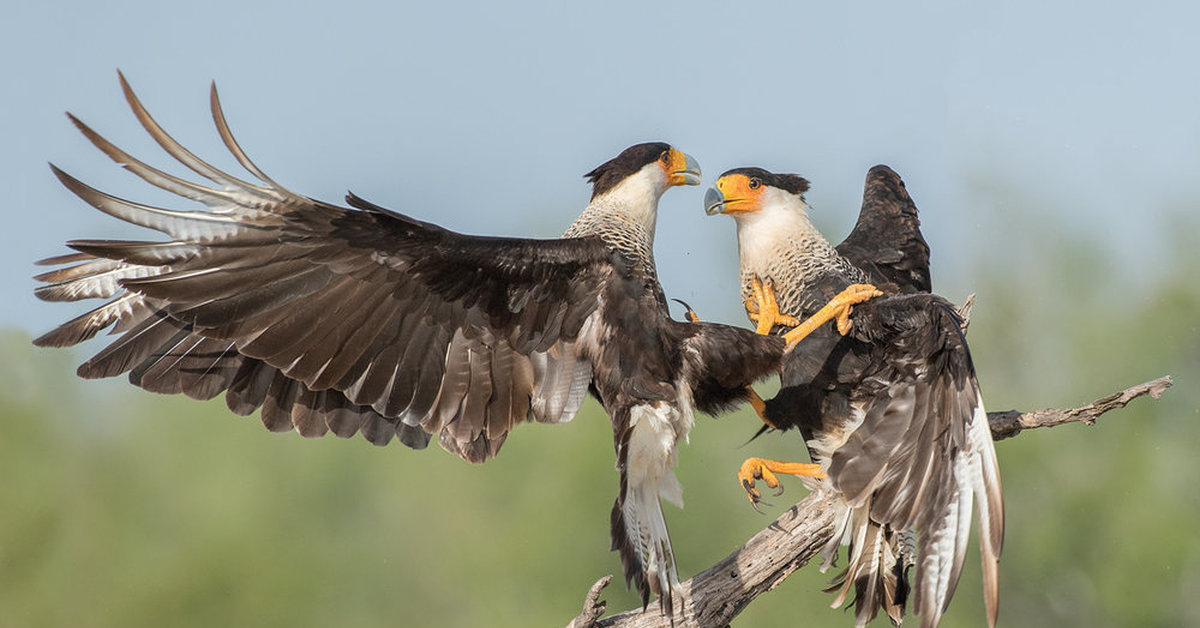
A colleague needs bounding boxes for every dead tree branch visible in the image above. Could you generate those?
[987,375,1171,440]
[566,375,1172,628]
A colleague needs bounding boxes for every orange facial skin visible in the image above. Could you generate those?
[705,173,766,214]
[662,147,702,187]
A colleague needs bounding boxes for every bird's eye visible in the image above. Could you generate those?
[748,178,761,189]
[660,150,672,164]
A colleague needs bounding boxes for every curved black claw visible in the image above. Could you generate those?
[742,478,773,514]
[671,298,700,323]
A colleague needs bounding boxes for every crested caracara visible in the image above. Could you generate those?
[33,73,787,613]
[705,166,1004,628]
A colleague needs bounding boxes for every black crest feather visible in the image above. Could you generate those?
[719,166,810,196]
[585,142,671,199]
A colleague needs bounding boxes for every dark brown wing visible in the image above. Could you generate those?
[815,294,1003,626]
[673,320,785,415]
[33,73,616,463]
[836,165,931,294]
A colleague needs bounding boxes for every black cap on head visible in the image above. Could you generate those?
[585,142,672,199]
[719,167,810,196]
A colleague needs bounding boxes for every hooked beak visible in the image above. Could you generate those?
[670,152,702,187]
[704,185,726,215]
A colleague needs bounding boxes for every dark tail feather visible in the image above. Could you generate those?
[826,520,915,627]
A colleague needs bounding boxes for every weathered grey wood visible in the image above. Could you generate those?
[988,375,1171,440]
[567,576,613,628]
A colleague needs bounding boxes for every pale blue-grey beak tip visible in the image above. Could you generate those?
[704,186,725,215]
[678,153,702,186]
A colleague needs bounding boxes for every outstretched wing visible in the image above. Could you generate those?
[836,165,931,294]
[819,294,1003,626]
[34,73,615,463]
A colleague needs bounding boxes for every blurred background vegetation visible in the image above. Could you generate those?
[2,186,1197,628]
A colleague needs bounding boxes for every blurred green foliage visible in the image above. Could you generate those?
[3,210,1196,627]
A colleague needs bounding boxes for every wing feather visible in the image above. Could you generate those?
[51,165,245,241]
[836,165,931,294]
[324,392,366,438]
[66,112,259,212]
[291,387,329,438]
[37,76,620,462]
[32,292,144,347]
[401,325,456,425]
[263,374,303,433]
[226,359,276,415]
[116,71,278,200]
[177,338,242,400]
[822,294,1003,627]
[33,259,155,301]
[308,287,399,390]
[131,331,202,394]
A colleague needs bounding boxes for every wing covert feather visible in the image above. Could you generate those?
[836,165,931,294]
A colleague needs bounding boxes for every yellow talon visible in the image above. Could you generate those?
[746,277,800,335]
[738,457,826,513]
[782,283,883,351]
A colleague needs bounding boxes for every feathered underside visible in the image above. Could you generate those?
[34,72,632,463]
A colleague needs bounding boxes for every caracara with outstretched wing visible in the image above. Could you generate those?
[34,74,786,613]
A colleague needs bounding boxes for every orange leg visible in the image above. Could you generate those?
[744,386,777,429]
[781,283,883,351]
[738,457,826,512]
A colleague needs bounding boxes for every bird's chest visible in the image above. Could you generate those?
[737,232,860,320]
[741,264,855,325]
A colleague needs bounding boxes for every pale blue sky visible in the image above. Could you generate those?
[5,1,1199,335]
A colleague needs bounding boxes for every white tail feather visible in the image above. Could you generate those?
[970,394,1004,627]
[622,403,685,609]
[622,479,679,602]
[916,391,1003,628]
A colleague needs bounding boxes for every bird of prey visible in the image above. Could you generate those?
[33,74,787,613]
[704,166,1004,628]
